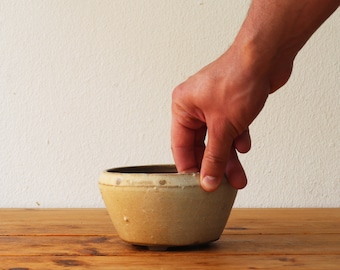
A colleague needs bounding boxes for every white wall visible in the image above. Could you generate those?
[1,0,339,208]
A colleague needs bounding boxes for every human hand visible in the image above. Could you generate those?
[171,0,338,192]
[171,40,295,191]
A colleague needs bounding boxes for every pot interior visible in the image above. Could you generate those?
[107,164,178,174]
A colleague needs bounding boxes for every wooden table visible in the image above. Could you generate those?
[0,209,339,269]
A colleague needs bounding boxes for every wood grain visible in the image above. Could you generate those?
[0,234,339,256]
[0,209,115,236]
[2,255,340,270]
[0,208,339,269]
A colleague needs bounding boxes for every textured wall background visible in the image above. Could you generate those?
[1,0,339,208]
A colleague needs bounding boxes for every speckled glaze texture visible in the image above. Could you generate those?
[99,165,237,248]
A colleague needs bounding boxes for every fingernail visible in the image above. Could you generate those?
[202,176,219,191]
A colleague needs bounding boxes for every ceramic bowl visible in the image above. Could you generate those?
[98,165,237,249]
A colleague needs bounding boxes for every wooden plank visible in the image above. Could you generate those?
[1,255,339,270]
[0,233,339,256]
[1,208,339,236]
[225,208,340,235]
[0,209,116,236]
[0,209,339,269]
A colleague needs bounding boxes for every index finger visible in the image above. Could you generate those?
[171,118,206,173]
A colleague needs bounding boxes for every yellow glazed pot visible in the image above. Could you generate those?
[98,165,237,249]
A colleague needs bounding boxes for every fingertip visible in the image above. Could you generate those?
[225,147,248,189]
[201,175,221,192]
[234,129,251,153]
[229,177,247,189]
[199,134,231,192]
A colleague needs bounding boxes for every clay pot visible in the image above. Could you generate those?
[98,165,237,249]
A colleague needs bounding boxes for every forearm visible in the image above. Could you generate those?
[230,0,339,90]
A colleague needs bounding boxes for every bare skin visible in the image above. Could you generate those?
[171,0,339,191]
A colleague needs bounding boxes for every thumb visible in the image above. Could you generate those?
[200,122,235,192]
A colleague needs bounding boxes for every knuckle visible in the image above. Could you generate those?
[204,151,227,166]
[172,84,185,101]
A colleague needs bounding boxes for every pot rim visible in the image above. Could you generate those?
[98,164,231,188]
[98,164,206,187]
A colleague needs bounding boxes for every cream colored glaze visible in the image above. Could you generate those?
[98,165,237,248]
